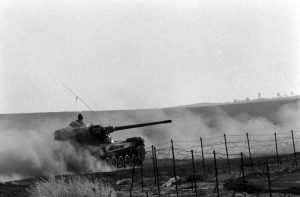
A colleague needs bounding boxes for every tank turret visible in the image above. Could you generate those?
[54,120,171,143]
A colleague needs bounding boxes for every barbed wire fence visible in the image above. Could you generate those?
[130,129,300,196]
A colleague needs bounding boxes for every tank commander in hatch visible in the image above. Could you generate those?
[69,113,87,127]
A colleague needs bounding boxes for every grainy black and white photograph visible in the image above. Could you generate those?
[0,0,300,196]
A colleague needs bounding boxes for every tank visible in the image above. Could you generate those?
[54,120,172,168]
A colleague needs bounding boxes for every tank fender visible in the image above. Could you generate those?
[125,137,145,146]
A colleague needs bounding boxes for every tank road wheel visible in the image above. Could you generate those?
[111,156,117,168]
[105,157,110,166]
[117,156,124,168]
[124,155,131,168]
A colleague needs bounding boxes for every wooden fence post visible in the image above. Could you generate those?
[171,140,179,197]
[141,159,144,192]
[191,150,198,197]
[130,156,135,193]
[151,145,157,184]
[274,133,280,168]
[291,130,298,166]
[224,133,231,174]
[246,132,254,172]
[154,147,160,196]
[240,152,246,192]
[266,160,272,197]
[200,137,205,175]
[213,151,219,197]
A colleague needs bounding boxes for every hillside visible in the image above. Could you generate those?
[0,96,299,131]
[185,96,300,123]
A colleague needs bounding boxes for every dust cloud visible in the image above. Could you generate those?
[0,101,299,181]
[111,101,300,146]
[0,117,110,182]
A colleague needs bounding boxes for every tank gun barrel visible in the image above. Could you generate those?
[112,120,172,131]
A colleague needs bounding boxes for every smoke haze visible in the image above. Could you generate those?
[0,99,299,181]
[110,101,300,146]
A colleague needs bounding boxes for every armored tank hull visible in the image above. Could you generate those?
[87,137,146,168]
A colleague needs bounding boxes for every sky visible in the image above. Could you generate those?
[0,0,299,113]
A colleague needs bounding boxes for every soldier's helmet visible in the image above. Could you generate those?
[78,113,83,120]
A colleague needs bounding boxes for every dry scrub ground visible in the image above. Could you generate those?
[1,154,300,197]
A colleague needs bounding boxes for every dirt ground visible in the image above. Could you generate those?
[1,154,300,197]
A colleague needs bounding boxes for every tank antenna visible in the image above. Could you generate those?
[62,83,103,126]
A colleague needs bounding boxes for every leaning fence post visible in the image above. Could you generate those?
[200,137,205,175]
[171,140,179,197]
[291,130,298,166]
[224,133,231,174]
[246,132,254,172]
[266,160,272,197]
[191,150,198,197]
[240,152,246,192]
[151,145,157,184]
[274,133,280,168]
[213,151,219,197]
[154,147,160,196]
